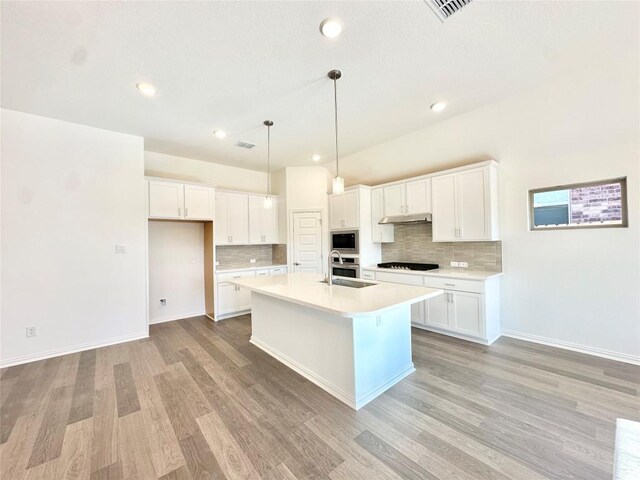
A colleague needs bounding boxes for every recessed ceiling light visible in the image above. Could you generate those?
[311,154,321,162]
[430,101,446,112]
[136,82,156,96]
[320,18,343,38]
[213,130,227,139]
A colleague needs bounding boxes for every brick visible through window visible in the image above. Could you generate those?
[529,177,628,230]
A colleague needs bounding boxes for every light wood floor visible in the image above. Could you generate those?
[1,315,639,480]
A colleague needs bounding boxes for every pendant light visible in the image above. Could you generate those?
[263,120,274,209]
[328,69,344,194]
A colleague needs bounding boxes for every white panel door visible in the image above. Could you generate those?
[184,185,213,220]
[450,292,483,337]
[405,179,431,214]
[371,188,394,243]
[343,191,359,229]
[432,174,457,242]
[411,301,426,325]
[216,283,236,315]
[248,195,264,244]
[148,181,184,219]
[214,192,230,245]
[292,211,323,273]
[227,193,249,244]
[329,195,345,229]
[426,292,450,328]
[383,184,405,216]
[457,169,487,240]
[236,286,252,312]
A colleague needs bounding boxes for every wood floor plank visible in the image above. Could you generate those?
[118,411,156,480]
[158,465,193,480]
[90,384,119,473]
[53,417,93,480]
[67,350,96,425]
[179,429,226,480]
[113,363,140,418]
[90,462,124,480]
[26,384,73,469]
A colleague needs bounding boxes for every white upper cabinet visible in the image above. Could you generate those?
[405,178,431,214]
[330,190,359,230]
[383,184,405,216]
[371,187,394,243]
[248,195,279,244]
[215,192,249,245]
[148,180,213,220]
[432,165,499,242]
[149,181,185,219]
[184,185,214,220]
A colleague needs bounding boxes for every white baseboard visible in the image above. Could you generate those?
[215,309,250,321]
[501,330,640,366]
[354,365,416,410]
[149,311,206,325]
[0,331,149,368]
[412,323,498,345]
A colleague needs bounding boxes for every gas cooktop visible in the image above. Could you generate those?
[377,262,439,271]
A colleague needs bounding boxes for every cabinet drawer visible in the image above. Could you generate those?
[255,269,270,277]
[270,267,286,276]
[423,277,484,293]
[374,271,423,286]
[217,271,256,282]
[361,270,376,280]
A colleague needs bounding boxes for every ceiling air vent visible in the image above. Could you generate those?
[234,140,256,149]
[424,0,473,22]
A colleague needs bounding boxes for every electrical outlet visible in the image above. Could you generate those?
[250,258,257,264]
[115,244,127,254]
[450,261,459,267]
[191,257,197,263]
[159,298,167,308]
[26,326,36,337]
[459,261,469,268]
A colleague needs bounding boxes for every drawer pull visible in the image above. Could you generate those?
[445,283,455,286]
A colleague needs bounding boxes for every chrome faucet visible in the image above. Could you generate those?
[327,250,344,286]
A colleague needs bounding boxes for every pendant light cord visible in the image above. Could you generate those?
[267,124,271,196]
[333,77,339,178]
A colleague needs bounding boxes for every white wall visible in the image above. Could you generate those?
[148,221,205,324]
[1,109,148,366]
[145,151,267,193]
[338,59,640,361]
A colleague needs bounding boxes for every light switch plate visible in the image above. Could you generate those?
[115,244,127,254]
[450,261,459,267]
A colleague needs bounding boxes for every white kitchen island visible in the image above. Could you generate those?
[230,272,443,410]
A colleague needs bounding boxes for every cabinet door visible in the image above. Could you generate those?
[425,292,450,328]
[405,179,431,214]
[184,185,213,220]
[227,193,249,244]
[216,282,237,315]
[411,301,426,325]
[457,169,488,240]
[148,181,184,219]
[343,191,359,228]
[263,202,278,243]
[248,195,264,244]
[214,192,230,245]
[383,184,405,216]
[236,286,252,312]
[329,195,345,230]
[450,292,483,337]
[371,188,394,243]
[432,174,457,242]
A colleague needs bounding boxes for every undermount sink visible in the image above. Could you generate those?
[320,278,377,288]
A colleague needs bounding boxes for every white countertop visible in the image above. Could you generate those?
[230,272,443,317]
[216,263,287,273]
[363,265,503,281]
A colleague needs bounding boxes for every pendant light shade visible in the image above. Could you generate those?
[328,69,344,195]
[263,120,273,209]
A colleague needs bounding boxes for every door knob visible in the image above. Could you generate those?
[294,262,301,266]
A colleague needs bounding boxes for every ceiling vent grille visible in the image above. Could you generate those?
[234,140,256,149]
[424,0,473,22]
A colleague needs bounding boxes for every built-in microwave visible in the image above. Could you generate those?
[331,257,360,279]
[331,230,359,254]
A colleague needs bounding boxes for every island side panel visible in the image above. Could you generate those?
[352,304,415,409]
[249,292,357,406]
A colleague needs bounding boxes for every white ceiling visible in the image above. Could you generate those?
[2,1,636,172]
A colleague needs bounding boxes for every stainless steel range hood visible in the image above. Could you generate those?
[378,213,432,225]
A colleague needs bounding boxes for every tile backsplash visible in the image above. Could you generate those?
[216,244,287,266]
[381,224,502,272]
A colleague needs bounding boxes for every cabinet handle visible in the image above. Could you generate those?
[185,208,188,217]
[445,283,455,287]
[178,207,181,217]
[400,205,404,214]
[405,204,409,213]
[230,235,233,243]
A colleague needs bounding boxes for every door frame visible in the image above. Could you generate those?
[288,209,328,275]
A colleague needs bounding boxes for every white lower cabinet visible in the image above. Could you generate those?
[362,269,500,344]
[216,267,287,319]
